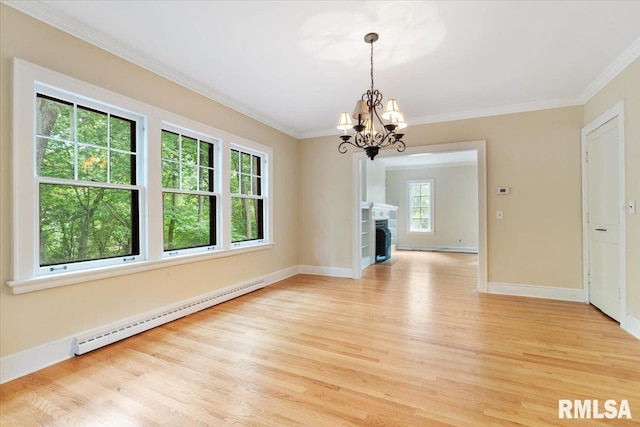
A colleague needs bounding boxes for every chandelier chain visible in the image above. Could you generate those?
[370,40,375,94]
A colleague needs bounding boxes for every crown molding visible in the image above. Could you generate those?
[300,97,581,140]
[2,0,301,139]
[580,35,640,104]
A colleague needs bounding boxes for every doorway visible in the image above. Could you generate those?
[581,102,626,325]
[351,140,487,293]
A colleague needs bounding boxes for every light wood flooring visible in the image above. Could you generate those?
[1,251,639,426]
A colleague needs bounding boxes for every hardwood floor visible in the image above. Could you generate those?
[1,251,639,426]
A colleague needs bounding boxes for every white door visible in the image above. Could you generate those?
[586,118,621,321]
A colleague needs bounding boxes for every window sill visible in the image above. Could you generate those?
[6,243,274,294]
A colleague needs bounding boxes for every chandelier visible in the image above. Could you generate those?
[337,32,407,161]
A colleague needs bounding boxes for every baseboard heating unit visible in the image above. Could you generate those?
[74,279,266,355]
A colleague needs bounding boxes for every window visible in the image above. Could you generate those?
[408,179,434,233]
[11,59,273,293]
[161,129,218,253]
[36,92,141,272]
[230,148,265,245]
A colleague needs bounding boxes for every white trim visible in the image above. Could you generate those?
[0,336,75,385]
[580,35,640,104]
[8,243,274,294]
[624,315,640,341]
[352,140,488,292]
[581,101,626,328]
[488,282,588,303]
[396,246,478,254]
[298,265,354,278]
[0,265,298,384]
[301,98,582,139]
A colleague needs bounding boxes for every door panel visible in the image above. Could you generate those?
[586,118,620,321]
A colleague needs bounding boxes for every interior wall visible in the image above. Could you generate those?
[386,165,478,250]
[300,106,584,287]
[583,57,640,320]
[0,5,299,357]
[365,160,386,203]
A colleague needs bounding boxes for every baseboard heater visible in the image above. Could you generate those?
[73,279,266,355]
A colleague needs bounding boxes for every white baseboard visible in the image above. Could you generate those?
[0,336,75,385]
[298,265,354,278]
[0,265,299,385]
[396,245,478,254]
[624,315,640,340]
[488,282,588,302]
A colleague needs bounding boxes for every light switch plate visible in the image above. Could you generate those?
[629,200,636,214]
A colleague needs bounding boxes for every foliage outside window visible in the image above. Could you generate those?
[36,93,140,269]
[230,149,264,244]
[161,129,217,252]
[408,179,434,233]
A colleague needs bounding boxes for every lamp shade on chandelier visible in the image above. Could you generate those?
[337,32,407,160]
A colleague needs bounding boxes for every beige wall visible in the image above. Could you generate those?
[300,106,585,287]
[584,57,640,320]
[386,165,478,249]
[0,5,299,357]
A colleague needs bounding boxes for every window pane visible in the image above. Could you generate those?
[231,150,239,172]
[411,219,421,230]
[231,197,263,242]
[182,136,198,165]
[39,183,138,266]
[420,197,429,207]
[252,155,261,176]
[36,95,72,140]
[181,164,198,191]
[37,138,74,179]
[199,167,213,192]
[241,174,252,195]
[421,219,430,230]
[241,152,251,174]
[110,151,134,185]
[110,115,134,151]
[163,192,214,251]
[420,208,429,218]
[199,141,211,166]
[411,184,421,197]
[230,171,239,194]
[421,184,430,197]
[412,207,421,219]
[161,130,180,161]
[77,107,108,146]
[77,145,108,182]
[162,160,179,189]
[253,176,261,196]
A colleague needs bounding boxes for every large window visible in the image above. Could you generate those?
[36,93,141,271]
[230,148,265,245]
[161,129,218,253]
[408,179,434,233]
[11,59,272,293]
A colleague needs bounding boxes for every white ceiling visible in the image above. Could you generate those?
[6,1,640,139]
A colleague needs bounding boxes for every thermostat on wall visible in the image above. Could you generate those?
[497,186,510,195]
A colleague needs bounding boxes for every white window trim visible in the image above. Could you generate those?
[407,179,435,234]
[160,123,222,257]
[9,58,273,294]
[228,142,272,248]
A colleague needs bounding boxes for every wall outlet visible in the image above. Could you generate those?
[496,210,504,220]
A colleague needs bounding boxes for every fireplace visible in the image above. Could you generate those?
[375,219,392,262]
